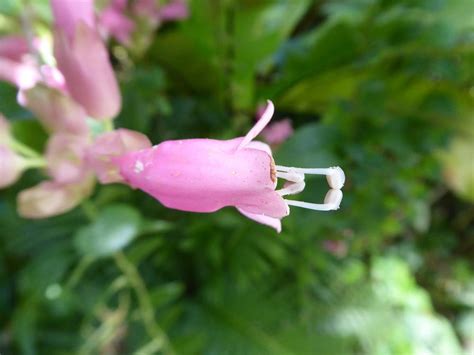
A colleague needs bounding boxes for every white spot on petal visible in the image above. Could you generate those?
[134,160,144,174]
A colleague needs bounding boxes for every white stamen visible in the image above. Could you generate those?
[277,181,306,196]
[276,171,305,183]
[134,160,144,174]
[285,190,342,211]
[276,165,345,189]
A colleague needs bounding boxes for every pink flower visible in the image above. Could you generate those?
[17,178,94,219]
[133,0,188,26]
[52,0,121,119]
[86,128,152,184]
[323,240,348,258]
[0,146,26,188]
[46,133,91,184]
[159,0,189,22]
[261,119,293,146]
[0,57,39,90]
[0,36,30,61]
[116,101,345,232]
[99,0,135,45]
[22,85,89,135]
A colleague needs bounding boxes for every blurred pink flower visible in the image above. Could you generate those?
[22,85,89,135]
[0,146,26,189]
[0,57,39,90]
[133,0,188,25]
[116,101,345,232]
[86,128,152,184]
[99,0,135,45]
[159,0,189,22]
[46,133,91,184]
[256,103,293,145]
[52,0,121,119]
[17,178,94,219]
[0,36,30,61]
[323,240,348,258]
[261,119,293,146]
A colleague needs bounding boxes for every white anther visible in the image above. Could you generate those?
[277,181,306,196]
[326,167,345,189]
[323,189,343,209]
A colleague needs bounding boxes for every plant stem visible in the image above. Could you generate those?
[9,139,43,159]
[65,256,95,290]
[113,252,173,355]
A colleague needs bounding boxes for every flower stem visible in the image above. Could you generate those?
[9,139,43,159]
[23,157,47,169]
[113,252,174,355]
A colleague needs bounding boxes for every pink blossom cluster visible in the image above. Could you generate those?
[0,0,344,232]
[0,0,152,218]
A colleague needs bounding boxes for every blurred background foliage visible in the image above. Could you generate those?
[1,0,473,354]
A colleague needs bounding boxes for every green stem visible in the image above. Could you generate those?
[65,256,95,290]
[23,157,47,169]
[9,139,42,159]
[113,252,173,355]
[104,119,114,132]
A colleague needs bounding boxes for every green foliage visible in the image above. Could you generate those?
[1,0,473,354]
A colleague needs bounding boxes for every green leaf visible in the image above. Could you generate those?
[74,205,142,258]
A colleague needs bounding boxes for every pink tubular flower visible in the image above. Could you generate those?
[17,178,94,219]
[22,85,89,135]
[52,0,121,119]
[116,101,345,232]
[159,0,189,22]
[133,0,188,25]
[99,0,135,45]
[0,36,30,61]
[46,133,90,184]
[0,146,26,188]
[86,128,152,184]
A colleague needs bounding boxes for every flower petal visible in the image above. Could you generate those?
[237,207,282,233]
[54,23,121,119]
[46,133,90,184]
[117,138,276,213]
[238,100,274,150]
[0,146,25,188]
[51,0,95,40]
[87,129,152,183]
[17,178,94,219]
[22,85,89,135]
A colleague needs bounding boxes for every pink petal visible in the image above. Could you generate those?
[99,5,135,44]
[117,138,280,214]
[238,100,274,150]
[46,133,90,184]
[17,178,94,219]
[0,146,25,188]
[159,0,189,21]
[51,0,95,40]
[0,57,39,90]
[237,207,282,233]
[54,23,121,119]
[22,85,89,135]
[86,129,152,183]
[261,118,293,145]
[0,35,29,61]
